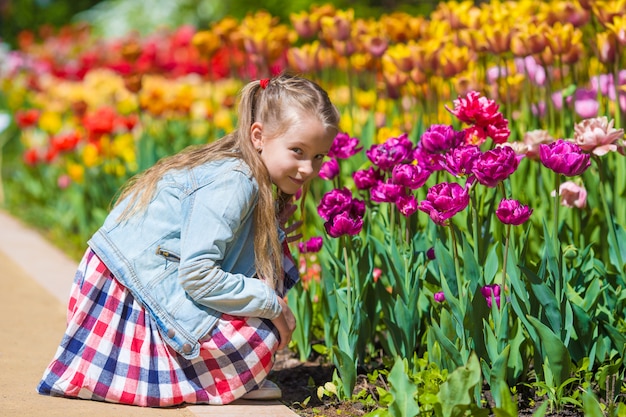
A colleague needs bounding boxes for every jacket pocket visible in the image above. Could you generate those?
[155,245,181,262]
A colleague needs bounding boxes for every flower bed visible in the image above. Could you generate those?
[1,1,625,415]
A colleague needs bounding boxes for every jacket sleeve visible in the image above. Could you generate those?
[177,169,282,319]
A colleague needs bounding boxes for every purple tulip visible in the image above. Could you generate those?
[426,247,436,260]
[480,284,501,308]
[496,199,533,225]
[396,194,418,217]
[434,291,446,302]
[419,124,465,154]
[371,180,405,203]
[366,133,414,171]
[317,187,354,221]
[392,163,431,189]
[353,167,382,190]
[319,158,340,180]
[298,236,323,253]
[442,145,481,177]
[418,182,470,226]
[471,145,519,187]
[539,139,590,177]
[324,211,364,237]
[328,132,363,159]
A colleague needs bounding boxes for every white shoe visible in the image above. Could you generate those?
[241,379,282,400]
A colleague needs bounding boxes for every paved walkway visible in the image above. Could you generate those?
[0,209,298,417]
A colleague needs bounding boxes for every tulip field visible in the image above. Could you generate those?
[1,1,626,415]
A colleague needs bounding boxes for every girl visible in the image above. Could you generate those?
[37,73,340,406]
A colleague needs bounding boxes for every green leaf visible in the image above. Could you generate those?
[532,402,549,417]
[388,357,420,417]
[581,389,604,417]
[436,353,482,417]
[489,345,511,407]
[527,315,572,386]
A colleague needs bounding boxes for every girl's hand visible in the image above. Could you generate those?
[272,296,296,350]
[278,201,303,243]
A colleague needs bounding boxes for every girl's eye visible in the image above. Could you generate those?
[292,148,303,155]
[315,154,326,160]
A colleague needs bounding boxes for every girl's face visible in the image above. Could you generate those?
[251,113,336,195]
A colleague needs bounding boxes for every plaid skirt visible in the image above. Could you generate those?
[37,249,280,407]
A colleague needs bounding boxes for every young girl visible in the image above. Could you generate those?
[37,73,340,406]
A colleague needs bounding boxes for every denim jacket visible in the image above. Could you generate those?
[87,158,282,359]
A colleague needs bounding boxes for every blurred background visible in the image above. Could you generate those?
[0,0,440,46]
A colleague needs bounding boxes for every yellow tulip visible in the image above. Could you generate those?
[38,111,63,134]
[66,162,85,184]
[82,143,101,168]
[605,14,626,46]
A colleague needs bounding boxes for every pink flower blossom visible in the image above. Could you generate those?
[496,199,533,225]
[573,116,624,156]
[471,146,519,187]
[329,132,363,159]
[319,158,340,180]
[551,181,587,209]
[418,182,470,226]
[480,284,501,308]
[434,291,446,303]
[298,236,323,253]
[539,140,590,176]
[396,194,418,217]
[353,167,383,190]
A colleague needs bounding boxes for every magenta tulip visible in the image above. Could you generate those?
[496,199,533,225]
[539,139,590,176]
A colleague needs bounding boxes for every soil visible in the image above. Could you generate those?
[271,348,586,417]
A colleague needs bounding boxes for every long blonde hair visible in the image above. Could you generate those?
[114,73,340,288]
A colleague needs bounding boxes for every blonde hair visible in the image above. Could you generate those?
[114,73,340,288]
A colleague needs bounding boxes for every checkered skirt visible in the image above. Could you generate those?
[37,249,281,407]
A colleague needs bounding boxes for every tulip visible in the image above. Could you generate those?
[480,284,501,308]
[371,180,404,203]
[471,146,519,187]
[392,163,431,189]
[523,129,555,159]
[396,194,418,217]
[418,182,470,226]
[434,291,446,303]
[573,116,624,155]
[426,247,436,260]
[496,199,533,226]
[552,181,587,209]
[539,140,591,176]
[419,124,465,154]
[329,132,363,159]
[366,133,414,171]
[298,236,323,253]
[324,211,363,238]
[319,158,340,181]
[353,167,382,190]
[442,145,481,177]
[317,187,354,221]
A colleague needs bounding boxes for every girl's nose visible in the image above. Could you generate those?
[299,160,315,177]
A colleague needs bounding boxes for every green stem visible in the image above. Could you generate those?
[449,225,462,298]
[501,224,511,307]
[343,242,353,326]
[553,172,562,297]
[471,193,480,265]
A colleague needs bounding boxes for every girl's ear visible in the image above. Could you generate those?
[250,122,264,150]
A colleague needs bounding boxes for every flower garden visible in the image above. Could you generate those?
[1,0,626,415]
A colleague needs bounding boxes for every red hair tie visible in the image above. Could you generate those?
[259,78,270,89]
